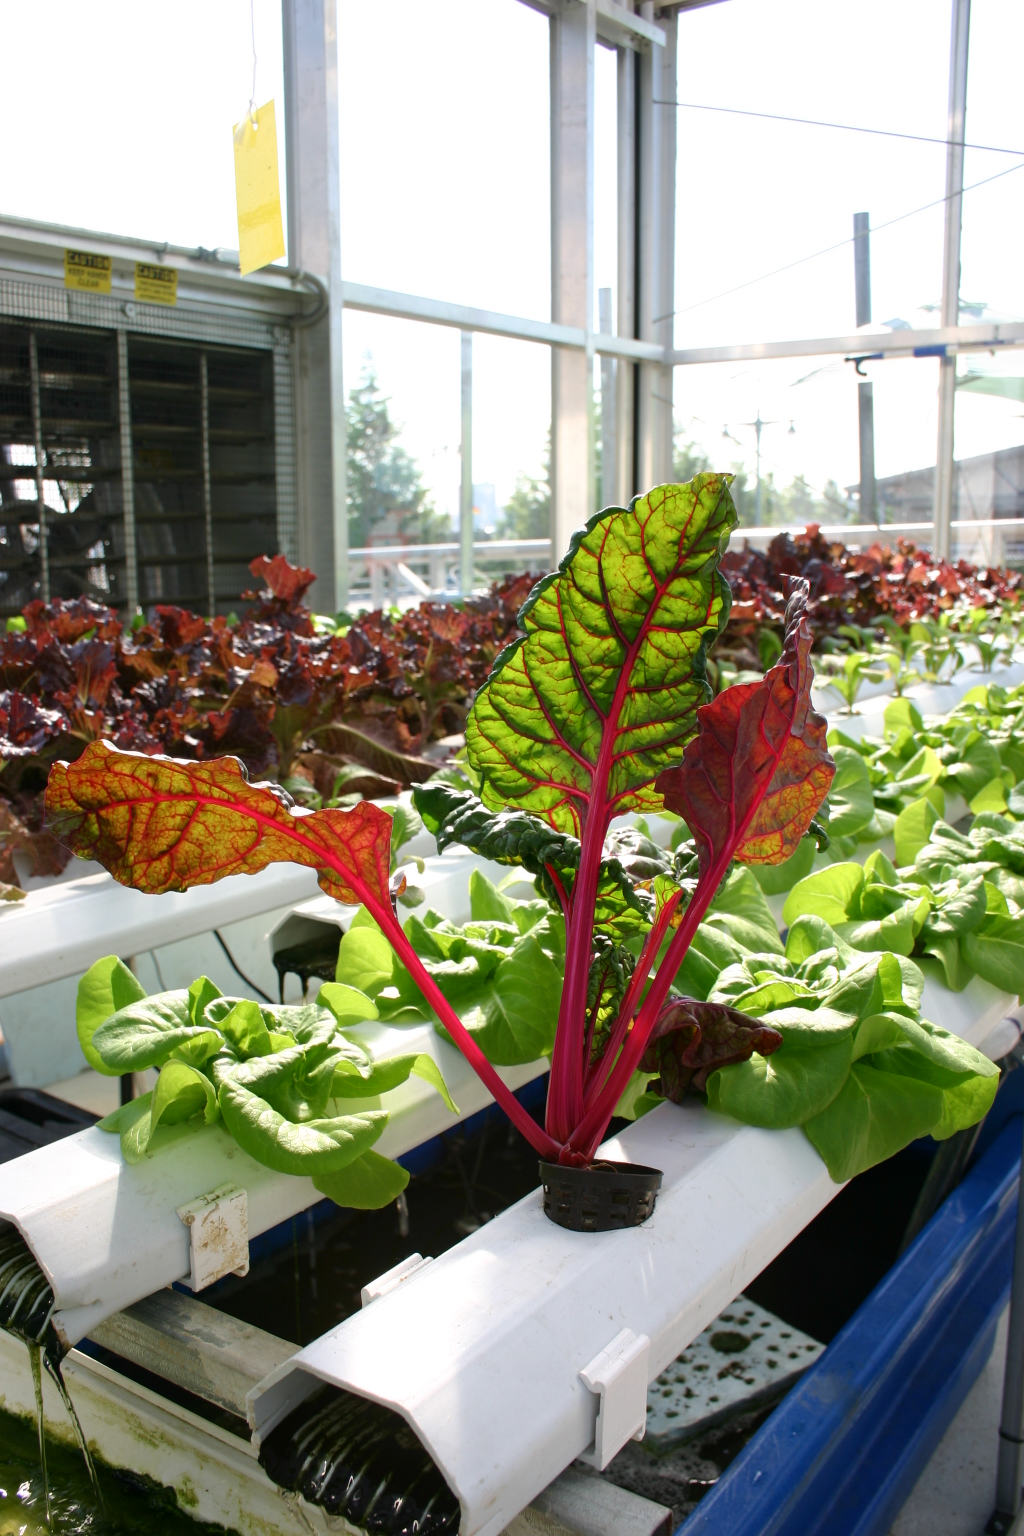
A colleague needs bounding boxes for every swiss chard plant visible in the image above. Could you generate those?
[47,476,839,1167]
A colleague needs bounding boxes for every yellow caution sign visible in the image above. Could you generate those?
[232,98,285,276]
[135,263,178,306]
[64,249,112,294]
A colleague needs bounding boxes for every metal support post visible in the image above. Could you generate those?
[616,41,637,504]
[459,331,474,597]
[199,354,216,615]
[549,0,595,560]
[282,0,347,612]
[27,331,49,604]
[636,4,677,492]
[116,328,139,614]
[853,212,877,527]
[598,288,616,507]
[933,0,971,562]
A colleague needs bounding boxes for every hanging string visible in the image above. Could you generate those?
[248,0,258,126]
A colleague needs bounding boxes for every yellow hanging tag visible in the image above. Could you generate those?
[64,249,111,294]
[134,263,178,306]
[232,99,285,276]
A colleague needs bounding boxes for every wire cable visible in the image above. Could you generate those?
[660,156,1024,323]
[656,98,1024,159]
[248,0,258,125]
[213,929,273,1003]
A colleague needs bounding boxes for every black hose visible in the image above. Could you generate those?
[213,930,273,1003]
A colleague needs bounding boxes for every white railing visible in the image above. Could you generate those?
[346,517,1024,611]
[348,538,553,607]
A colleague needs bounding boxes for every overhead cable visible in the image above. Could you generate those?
[656,98,1024,159]
[662,157,1024,322]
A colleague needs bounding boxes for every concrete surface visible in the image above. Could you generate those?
[890,1305,1008,1536]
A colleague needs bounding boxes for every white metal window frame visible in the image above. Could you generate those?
[0,0,1008,609]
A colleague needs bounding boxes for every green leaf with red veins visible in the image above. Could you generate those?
[466,476,736,835]
[44,739,392,907]
[656,581,835,875]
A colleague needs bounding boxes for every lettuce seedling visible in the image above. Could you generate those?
[45,477,835,1167]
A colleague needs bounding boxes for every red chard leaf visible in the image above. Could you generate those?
[656,579,834,874]
[45,739,392,908]
[639,995,782,1100]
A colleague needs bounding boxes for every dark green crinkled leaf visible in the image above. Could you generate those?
[412,781,653,934]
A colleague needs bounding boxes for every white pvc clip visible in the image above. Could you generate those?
[361,1253,432,1307]
[176,1183,249,1291]
[578,1327,651,1471]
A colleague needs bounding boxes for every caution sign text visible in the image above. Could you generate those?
[135,264,178,306]
[64,249,112,294]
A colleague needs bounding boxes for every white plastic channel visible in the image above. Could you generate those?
[809,654,1024,719]
[0,850,546,1349]
[245,955,1010,1536]
[0,796,437,1087]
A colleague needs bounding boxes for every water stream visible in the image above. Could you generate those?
[0,1220,101,1523]
[259,1385,461,1534]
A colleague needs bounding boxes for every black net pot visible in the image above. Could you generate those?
[539,1159,663,1232]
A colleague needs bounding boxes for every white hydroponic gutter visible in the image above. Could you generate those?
[0,667,1015,1347]
[0,792,443,1002]
[0,863,320,1000]
[247,955,1016,1536]
[810,653,1024,717]
[0,661,1013,1003]
[0,850,542,1348]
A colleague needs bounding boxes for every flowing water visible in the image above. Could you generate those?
[0,1221,101,1523]
[259,1385,460,1535]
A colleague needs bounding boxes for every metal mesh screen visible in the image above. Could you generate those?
[0,319,284,619]
[128,335,278,616]
[129,335,207,610]
[206,345,278,611]
[0,322,125,616]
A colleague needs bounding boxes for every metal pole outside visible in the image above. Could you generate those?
[853,212,877,527]
[549,0,595,560]
[459,331,473,598]
[933,0,971,562]
[615,43,636,506]
[27,331,49,604]
[599,288,616,507]
[116,329,139,614]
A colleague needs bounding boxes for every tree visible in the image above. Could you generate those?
[496,435,551,540]
[673,428,852,528]
[345,367,449,547]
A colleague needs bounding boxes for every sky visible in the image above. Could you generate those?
[1,0,1021,528]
